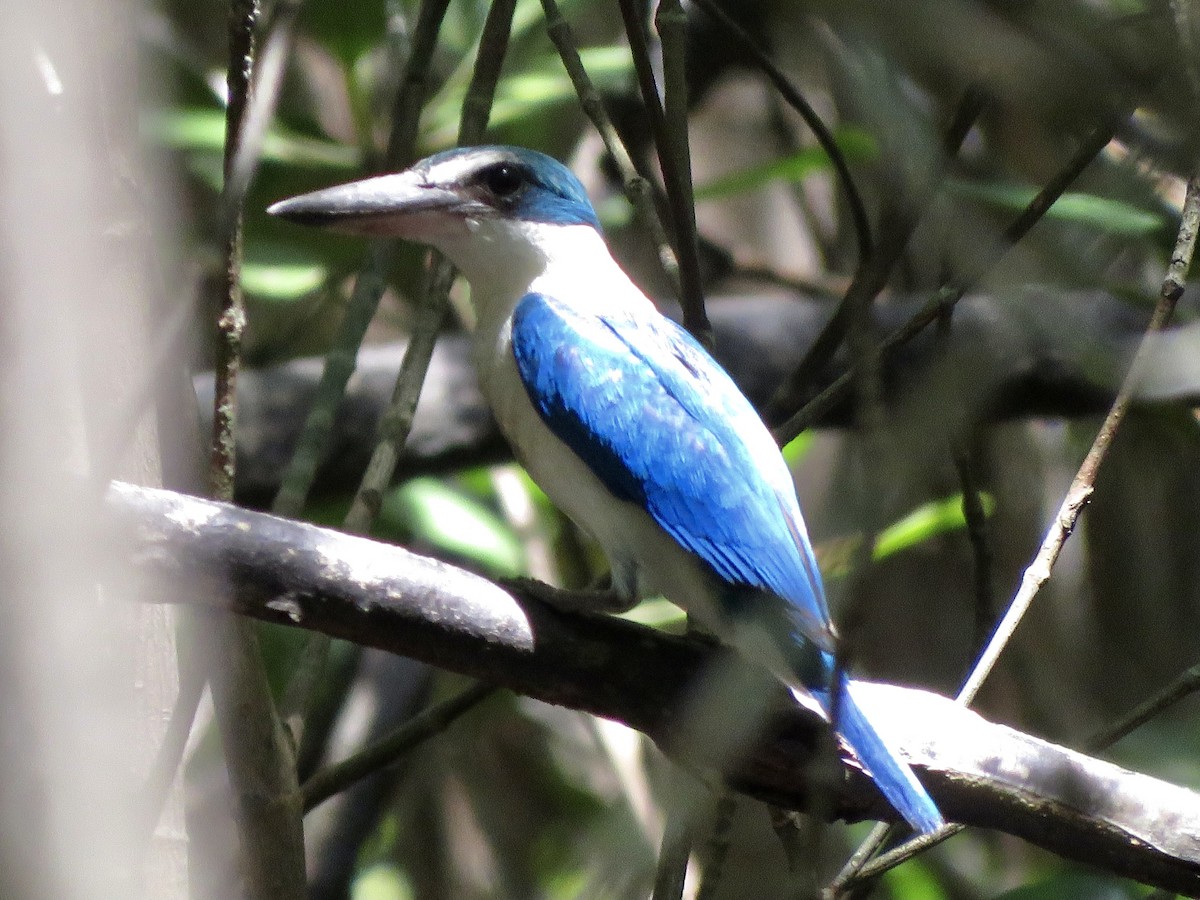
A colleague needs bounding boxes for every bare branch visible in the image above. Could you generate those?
[209,1,308,894]
[200,290,1200,503]
[112,482,1200,895]
[957,171,1200,706]
[279,0,516,751]
[270,0,452,520]
[539,0,682,298]
[771,122,1119,444]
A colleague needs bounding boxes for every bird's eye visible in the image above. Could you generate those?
[478,163,525,198]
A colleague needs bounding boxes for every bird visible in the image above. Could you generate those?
[268,144,943,833]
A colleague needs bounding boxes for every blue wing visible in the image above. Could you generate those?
[510,291,829,644]
[511,292,944,834]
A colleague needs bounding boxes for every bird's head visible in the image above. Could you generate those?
[268,145,603,294]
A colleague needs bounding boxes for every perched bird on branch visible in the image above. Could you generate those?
[269,144,943,833]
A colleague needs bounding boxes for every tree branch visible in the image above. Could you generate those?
[112,482,1200,895]
[201,290,1200,503]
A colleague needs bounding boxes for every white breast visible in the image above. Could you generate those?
[464,264,721,627]
[471,310,644,592]
[434,218,728,627]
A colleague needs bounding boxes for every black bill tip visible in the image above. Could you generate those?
[266,194,338,226]
[266,174,473,237]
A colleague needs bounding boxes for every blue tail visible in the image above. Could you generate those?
[832,679,943,834]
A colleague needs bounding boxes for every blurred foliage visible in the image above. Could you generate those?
[377,476,526,576]
[873,493,996,562]
[943,179,1168,238]
[693,127,878,200]
[157,0,1200,896]
[988,871,1144,900]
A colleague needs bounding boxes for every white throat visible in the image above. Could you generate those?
[432,219,653,335]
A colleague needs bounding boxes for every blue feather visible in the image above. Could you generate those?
[417,145,601,229]
[511,292,828,633]
[831,680,945,834]
[511,290,942,833]
[273,144,943,830]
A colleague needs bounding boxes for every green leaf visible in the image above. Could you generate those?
[544,866,591,900]
[423,47,633,144]
[781,431,815,467]
[946,179,1164,236]
[873,493,996,562]
[351,863,414,900]
[694,129,879,200]
[381,477,525,577]
[594,194,635,229]
[619,597,687,630]
[147,108,360,169]
[242,242,328,301]
[299,0,388,67]
[241,260,326,300]
[881,857,949,900]
[989,873,1140,900]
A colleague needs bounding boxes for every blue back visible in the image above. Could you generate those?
[511,292,831,645]
[510,290,943,834]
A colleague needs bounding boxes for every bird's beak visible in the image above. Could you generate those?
[267,171,475,240]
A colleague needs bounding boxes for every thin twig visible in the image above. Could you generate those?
[652,814,692,900]
[616,0,709,344]
[143,0,307,850]
[820,252,891,877]
[773,122,1117,445]
[279,0,516,746]
[688,0,872,265]
[834,824,966,892]
[217,0,302,239]
[652,771,702,900]
[653,0,710,345]
[695,794,737,900]
[207,614,307,899]
[205,0,308,896]
[958,173,1198,706]
[1171,0,1200,111]
[1088,660,1200,752]
[729,263,845,300]
[295,642,365,780]
[953,446,995,661]
[136,647,206,843]
[342,264,457,540]
[822,825,895,899]
[300,682,497,812]
[833,170,1200,894]
[209,0,255,503]
[933,279,997,664]
[614,0,667,144]
[765,86,987,429]
[270,0,452,520]
[539,0,682,298]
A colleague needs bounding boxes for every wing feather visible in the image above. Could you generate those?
[510,292,829,639]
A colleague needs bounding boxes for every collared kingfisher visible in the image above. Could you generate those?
[269,145,943,833]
